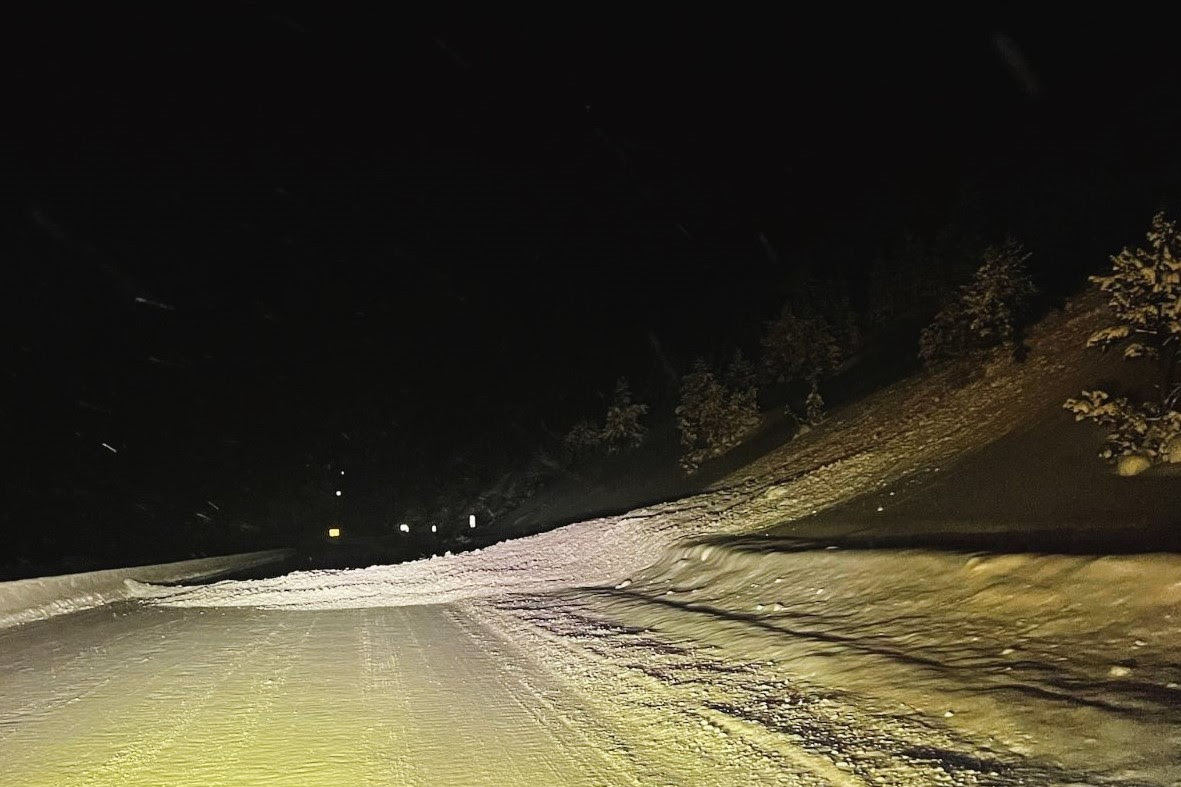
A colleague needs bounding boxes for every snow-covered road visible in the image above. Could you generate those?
[4,549,1175,786]
[0,603,656,785]
[3,298,1177,784]
[0,597,900,786]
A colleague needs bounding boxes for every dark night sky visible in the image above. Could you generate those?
[4,10,1181,565]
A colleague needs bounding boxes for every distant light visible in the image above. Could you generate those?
[101,442,118,454]
[335,490,342,497]
[133,296,175,311]
[430,524,437,533]
[327,527,341,538]
[469,514,476,528]
[340,470,345,476]
[399,523,410,533]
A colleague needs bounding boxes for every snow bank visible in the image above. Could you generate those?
[630,538,1181,675]
[0,549,292,630]
[136,512,716,610]
[598,540,1181,779]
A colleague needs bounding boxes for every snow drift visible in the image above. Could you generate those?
[0,549,292,630]
[131,510,715,610]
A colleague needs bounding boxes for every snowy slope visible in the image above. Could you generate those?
[0,549,292,630]
[143,296,1123,612]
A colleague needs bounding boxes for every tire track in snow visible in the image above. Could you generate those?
[62,618,292,787]
[355,606,431,785]
[7,595,1107,785]
[466,598,837,785]
[442,606,646,785]
[2,603,678,784]
[365,604,643,785]
[0,606,188,738]
[176,618,320,786]
[0,610,287,785]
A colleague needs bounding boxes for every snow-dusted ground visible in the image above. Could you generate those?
[0,549,292,631]
[4,295,1179,783]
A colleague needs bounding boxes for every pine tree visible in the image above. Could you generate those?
[1064,390,1181,462]
[600,378,649,452]
[761,304,842,387]
[804,379,826,426]
[675,359,760,473]
[1066,213,1181,465]
[564,378,650,455]
[1085,212,1181,409]
[960,240,1037,349]
[919,240,1036,366]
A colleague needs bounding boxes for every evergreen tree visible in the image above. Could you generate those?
[919,240,1037,366]
[676,359,760,473]
[563,378,650,455]
[761,304,842,387]
[804,380,826,426]
[1085,212,1181,409]
[1066,213,1181,466]
[600,378,649,453]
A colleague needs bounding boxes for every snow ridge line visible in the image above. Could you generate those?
[0,549,293,630]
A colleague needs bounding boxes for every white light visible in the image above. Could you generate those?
[101,442,118,454]
[340,470,345,476]
[399,523,410,533]
[469,514,476,528]
[335,490,342,497]
[327,527,341,538]
[430,524,437,533]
